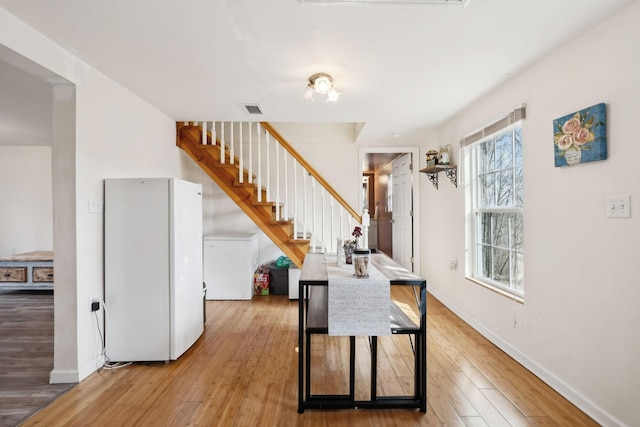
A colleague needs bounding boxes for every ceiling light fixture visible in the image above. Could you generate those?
[303,73,340,102]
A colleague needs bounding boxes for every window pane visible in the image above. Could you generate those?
[479,139,495,174]
[478,213,492,245]
[491,247,511,285]
[478,243,491,278]
[496,170,513,206]
[495,133,513,171]
[512,213,523,253]
[514,129,523,168]
[514,167,523,207]
[492,213,509,249]
[513,252,524,293]
[479,173,495,207]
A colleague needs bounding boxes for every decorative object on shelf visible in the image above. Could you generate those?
[425,150,439,167]
[439,144,452,165]
[303,72,340,102]
[554,103,606,167]
[353,249,370,278]
[420,165,457,189]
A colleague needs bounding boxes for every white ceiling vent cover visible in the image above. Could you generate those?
[243,104,263,115]
[299,0,470,6]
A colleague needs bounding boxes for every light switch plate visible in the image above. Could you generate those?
[89,199,103,214]
[606,195,630,218]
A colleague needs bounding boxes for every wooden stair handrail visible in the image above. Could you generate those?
[260,122,362,224]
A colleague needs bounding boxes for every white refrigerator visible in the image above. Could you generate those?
[105,178,204,362]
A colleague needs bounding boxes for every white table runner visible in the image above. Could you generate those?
[326,253,391,336]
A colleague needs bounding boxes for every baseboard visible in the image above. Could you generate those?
[78,355,107,381]
[49,369,79,384]
[427,288,622,427]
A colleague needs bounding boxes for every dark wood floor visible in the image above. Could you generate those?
[19,288,597,426]
[0,290,73,427]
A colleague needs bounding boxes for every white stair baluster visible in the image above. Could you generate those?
[239,122,244,184]
[230,122,234,165]
[220,122,225,164]
[330,197,335,253]
[339,207,344,247]
[248,122,253,184]
[311,178,316,252]
[321,187,325,253]
[212,122,217,147]
[302,168,307,240]
[293,160,298,240]
[284,151,288,223]
[265,131,270,201]
[275,141,280,221]
[257,124,262,202]
[202,121,206,145]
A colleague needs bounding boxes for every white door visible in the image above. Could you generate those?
[391,153,413,270]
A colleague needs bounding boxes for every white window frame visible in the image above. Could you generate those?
[462,108,525,301]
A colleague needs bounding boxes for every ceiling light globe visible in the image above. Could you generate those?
[303,86,315,101]
[326,88,340,102]
[313,75,333,94]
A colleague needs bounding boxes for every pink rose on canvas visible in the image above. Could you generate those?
[557,134,574,151]
[562,117,581,134]
[573,127,594,145]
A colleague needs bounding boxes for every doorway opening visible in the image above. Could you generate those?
[359,147,420,275]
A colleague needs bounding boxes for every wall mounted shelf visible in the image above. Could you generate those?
[419,165,457,189]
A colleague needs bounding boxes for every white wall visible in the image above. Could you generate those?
[0,7,218,382]
[422,2,640,426]
[272,122,361,209]
[0,146,53,255]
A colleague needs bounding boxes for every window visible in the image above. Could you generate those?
[463,108,524,299]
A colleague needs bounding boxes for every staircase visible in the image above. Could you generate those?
[176,122,363,268]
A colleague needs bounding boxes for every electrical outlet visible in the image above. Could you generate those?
[90,297,100,312]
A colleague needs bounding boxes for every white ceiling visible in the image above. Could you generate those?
[0,0,633,148]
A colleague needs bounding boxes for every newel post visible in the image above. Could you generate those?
[361,208,370,249]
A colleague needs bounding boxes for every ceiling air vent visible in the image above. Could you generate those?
[299,0,470,5]
[243,104,263,115]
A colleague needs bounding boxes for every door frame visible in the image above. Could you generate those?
[358,147,420,276]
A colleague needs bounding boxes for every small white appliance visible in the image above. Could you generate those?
[203,232,259,300]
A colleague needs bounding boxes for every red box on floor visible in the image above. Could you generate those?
[254,267,269,296]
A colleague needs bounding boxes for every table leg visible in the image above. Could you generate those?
[371,336,378,401]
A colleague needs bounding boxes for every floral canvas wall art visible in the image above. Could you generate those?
[553,103,607,167]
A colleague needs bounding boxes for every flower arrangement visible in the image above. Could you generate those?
[349,226,362,247]
[553,104,606,166]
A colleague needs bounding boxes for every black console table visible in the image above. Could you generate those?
[298,251,427,413]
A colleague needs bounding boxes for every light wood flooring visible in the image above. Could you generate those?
[19,288,597,426]
[0,290,73,427]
